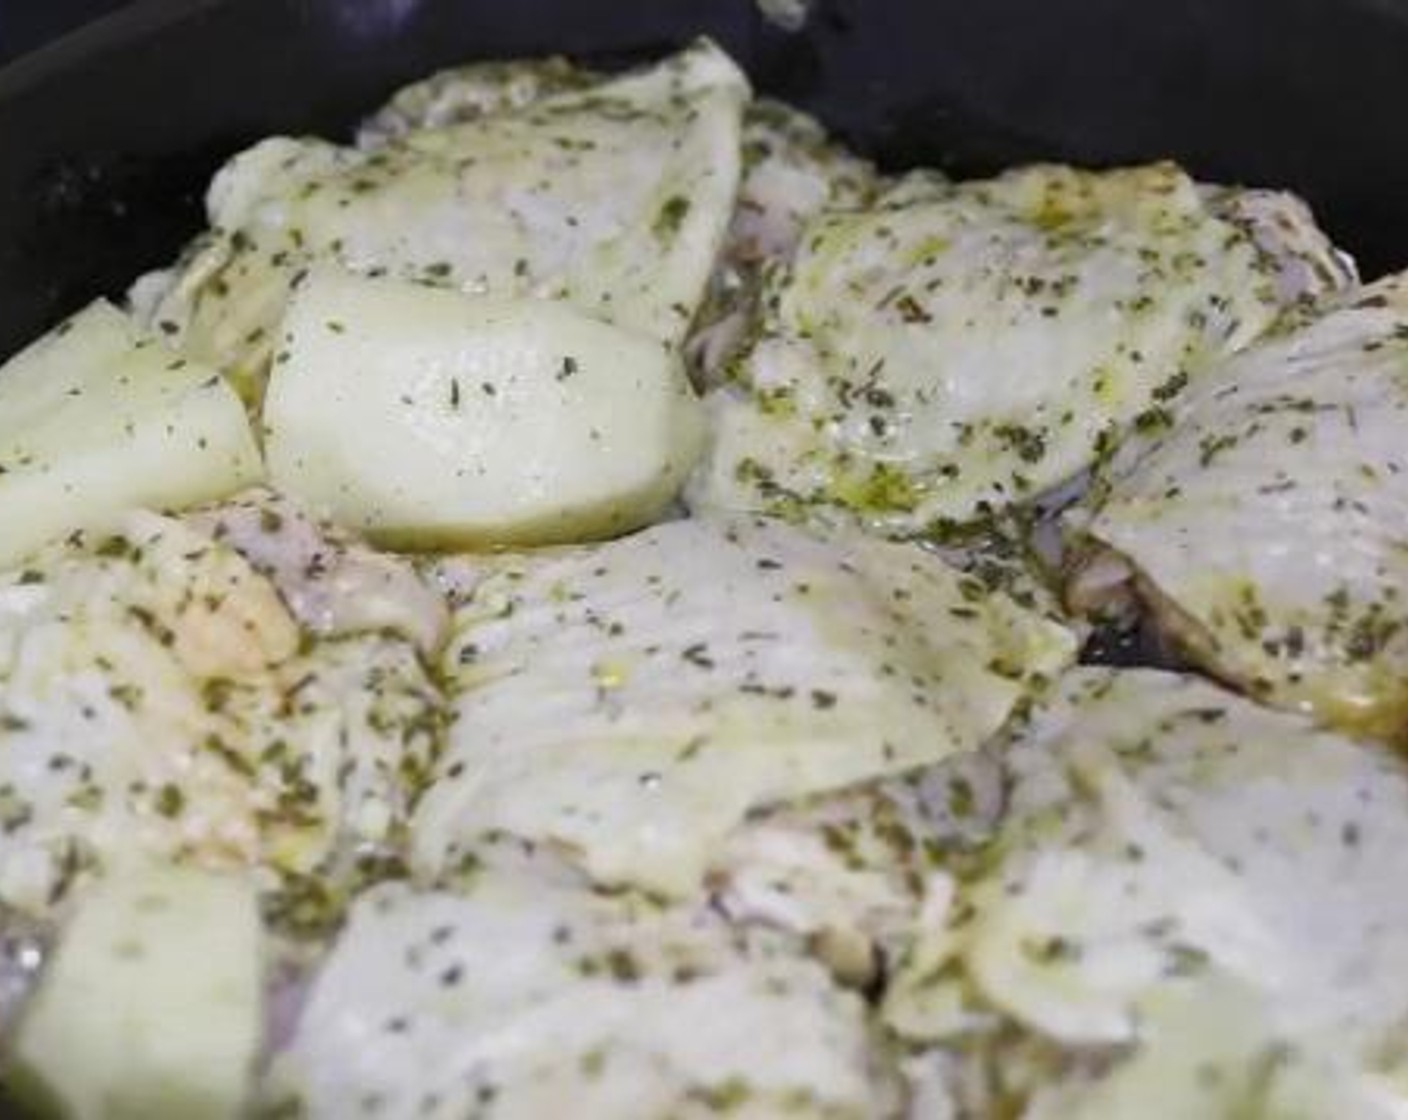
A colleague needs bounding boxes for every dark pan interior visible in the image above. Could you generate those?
[2,0,1408,362]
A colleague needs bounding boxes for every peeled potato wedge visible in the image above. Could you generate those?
[7,864,263,1120]
[262,269,704,548]
[0,300,262,569]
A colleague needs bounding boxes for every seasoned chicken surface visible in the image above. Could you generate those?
[884,669,1408,1117]
[355,56,597,145]
[689,163,1352,536]
[269,852,892,1119]
[415,514,1076,896]
[714,750,1004,989]
[1071,273,1408,741]
[0,512,444,917]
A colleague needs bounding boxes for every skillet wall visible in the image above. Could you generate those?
[1,0,1406,362]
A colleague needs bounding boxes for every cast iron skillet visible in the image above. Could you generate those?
[3,0,1408,366]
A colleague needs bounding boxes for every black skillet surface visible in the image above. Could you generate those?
[3,0,1408,365]
[0,1,136,64]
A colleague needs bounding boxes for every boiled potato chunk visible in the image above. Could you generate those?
[8,864,262,1120]
[0,301,263,568]
[263,269,704,547]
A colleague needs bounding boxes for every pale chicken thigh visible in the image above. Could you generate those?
[414,514,1076,897]
[885,668,1408,1118]
[1071,274,1408,740]
[690,163,1351,536]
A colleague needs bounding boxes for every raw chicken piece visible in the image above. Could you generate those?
[690,163,1352,536]
[267,857,890,1119]
[1071,274,1408,740]
[885,668,1408,1117]
[0,512,444,916]
[414,514,1076,896]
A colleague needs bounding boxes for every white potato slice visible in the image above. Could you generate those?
[1073,274,1408,740]
[132,39,747,400]
[690,163,1351,535]
[263,269,704,548]
[884,668,1408,1114]
[0,512,443,915]
[414,514,1076,895]
[0,301,261,569]
[267,865,885,1119]
[8,864,262,1120]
